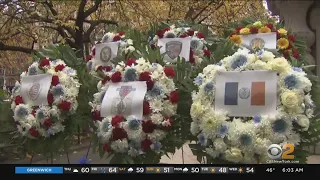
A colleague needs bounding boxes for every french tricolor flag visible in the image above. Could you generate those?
[224,82,265,106]
[215,71,277,117]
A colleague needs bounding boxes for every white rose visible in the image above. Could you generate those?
[251,60,271,70]
[261,51,275,62]
[296,115,310,131]
[268,57,291,74]
[127,39,133,45]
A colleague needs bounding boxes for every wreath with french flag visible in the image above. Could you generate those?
[86,31,135,74]
[89,57,181,163]
[149,25,211,65]
[11,58,80,139]
[189,48,314,163]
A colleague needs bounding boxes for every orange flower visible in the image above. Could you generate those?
[230,34,242,45]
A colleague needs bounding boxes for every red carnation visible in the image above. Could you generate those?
[179,33,188,38]
[47,93,53,106]
[92,48,96,56]
[111,115,124,127]
[146,80,154,90]
[283,50,290,59]
[156,29,164,38]
[197,32,205,39]
[187,29,194,36]
[112,127,128,140]
[15,96,23,105]
[51,75,59,86]
[292,49,300,59]
[189,49,195,64]
[235,26,243,32]
[265,23,273,30]
[43,119,52,127]
[111,71,122,83]
[29,128,39,137]
[31,109,36,116]
[139,72,152,81]
[141,139,153,152]
[103,144,111,152]
[59,100,72,112]
[203,49,211,57]
[142,120,157,133]
[250,27,258,34]
[92,110,102,121]
[126,58,136,66]
[118,32,125,36]
[164,67,176,78]
[143,101,151,115]
[113,35,121,42]
[55,64,65,72]
[163,27,170,32]
[104,66,112,72]
[288,34,296,42]
[39,58,50,68]
[86,55,92,61]
[102,76,110,85]
[169,91,179,104]
[150,44,156,50]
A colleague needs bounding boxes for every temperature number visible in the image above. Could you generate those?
[219,167,227,173]
[191,167,199,173]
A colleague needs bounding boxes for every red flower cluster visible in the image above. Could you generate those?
[51,75,60,86]
[15,96,23,105]
[139,72,154,90]
[29,128,39,137]
[55,64,65,72]
[126,58,136,66]
[92,110,102,121]
[47,93,53,106]
[59,100,72,112]
[43,119,52,127]
[143,101,151,115]
[142,120,157,133]
[111,71,122,83]
[39,58,50,68]
[111,115,124,127]
[169,91,179,104]
[164,67,176,78]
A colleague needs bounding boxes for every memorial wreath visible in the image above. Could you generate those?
[11,58,80,139]
[190,48,314,163]
[90,57,181,163]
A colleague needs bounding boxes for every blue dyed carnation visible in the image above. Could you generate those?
[12,85,20,93]
[231,55,247,69]
[28,66,38,75]
[218,125,228,138]
[239,134,252,146]
[36,110,45,120]
[102,121,110,132]
[51,85,64,96]
[128,118,141,130]
[124,68,137,82]
[253,116,262,124]
[204,82,214,93]
[272,119,287,133]
[217,61,222,66]
[190,40,199,49]
[15,106,29,119]
[284,74,299,89]
[149,85,162,97]
[152,141,162,152]
[292,67,303,72]
[198,133,207,146]
[194,75,203,85]
[87,61,93,71]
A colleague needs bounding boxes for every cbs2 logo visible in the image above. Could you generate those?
[267,144,295,160]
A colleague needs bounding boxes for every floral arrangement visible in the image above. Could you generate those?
[90,58,180,160]
[149,25,211,65]
[86,31,135,73]
[190,48,314,163]
[11,58,80,138]
[229,21,302,62]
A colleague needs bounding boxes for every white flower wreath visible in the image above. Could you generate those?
[11,58,80,138]
[87,31,135,73]
[150,25,211,65]
[90,58,179,156]
[190,48,314,163]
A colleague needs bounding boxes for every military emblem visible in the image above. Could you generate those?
[238,87,250,99]
[165,41,182,59]
[28,82,41,101]
[249,38,265,49]
[100,46,112,63]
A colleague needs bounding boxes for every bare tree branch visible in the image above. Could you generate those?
[84,0,103,18]
[0,41,34,54]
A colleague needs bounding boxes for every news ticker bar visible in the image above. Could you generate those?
[15,166,253,174]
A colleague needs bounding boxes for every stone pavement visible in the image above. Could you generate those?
[3,141,320,164]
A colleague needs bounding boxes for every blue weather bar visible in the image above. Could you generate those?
[15,167,63,174]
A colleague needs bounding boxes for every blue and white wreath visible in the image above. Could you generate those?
[190,48,314,163]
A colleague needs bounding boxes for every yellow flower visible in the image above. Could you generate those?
[277,38,289,49]
[281,90,301,109]
[258,27,271,33]
[278,28,288,36]
[268,57,291,74]
[239,27,251,35]
[230,34,242,45]
[253,21,263,27]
